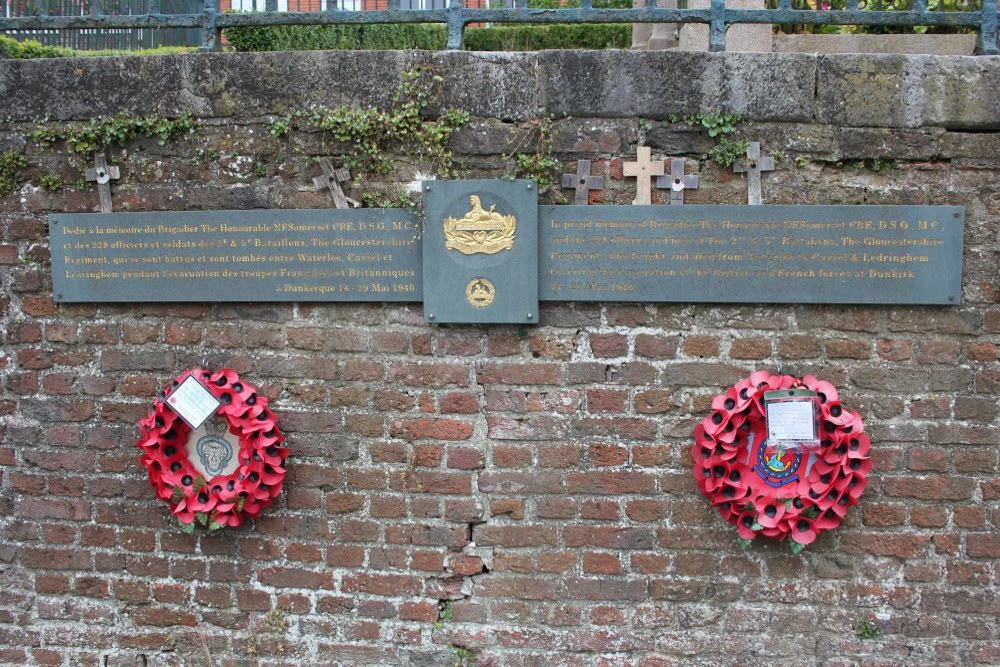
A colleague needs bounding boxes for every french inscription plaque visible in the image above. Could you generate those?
[539,205,964,304]
[422,180,539,324]
[51,209,422,302]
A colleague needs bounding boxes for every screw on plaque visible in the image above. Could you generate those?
[84,154,120,213]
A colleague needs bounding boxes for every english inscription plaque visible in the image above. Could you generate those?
[539,205,963,305]
[51,209,422,302]
[422,180,539,324]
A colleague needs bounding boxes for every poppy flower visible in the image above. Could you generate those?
[756,499,786,528]
[790,516,817,545]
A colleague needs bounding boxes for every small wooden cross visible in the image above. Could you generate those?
[623,147,664,206]
[733,142,775,206]
[313,159,359,209]
[84,154,120,213]
[656,158,699,205]
[561,159,604,205]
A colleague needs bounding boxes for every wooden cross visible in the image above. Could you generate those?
[656,158,699,205]
[623,147,664,206]
[84,154,120,213]
[733,142,775,206]
[561,159,604,205]
[313,159,358,209]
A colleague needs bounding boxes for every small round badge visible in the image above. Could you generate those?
[465,277,495,308]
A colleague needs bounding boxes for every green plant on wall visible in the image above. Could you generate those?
[0,150,27,197]
[855,616,885,639]
[667,111,749,168]
[32,111,198,156]
[504,116,560,188]
[280,66,469,181]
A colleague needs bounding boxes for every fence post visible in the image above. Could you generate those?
[447,0,464,50]
[980,0,998,55]
[200,0,220,51]
[709,0,726,51]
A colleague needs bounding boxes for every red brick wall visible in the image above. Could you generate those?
[0,51,998,665]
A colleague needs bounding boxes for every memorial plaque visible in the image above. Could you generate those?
[422,180,538,324]
[51,209,422,302]
[539,205,964,304]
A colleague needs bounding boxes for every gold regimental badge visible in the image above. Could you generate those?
[465,278,496,308]
[444,195,516,255]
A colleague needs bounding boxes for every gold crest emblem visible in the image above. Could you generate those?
[443,195,516,255]
[465,278,496,308]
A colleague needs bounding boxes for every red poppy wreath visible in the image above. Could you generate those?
[692,371,870,553]
[136,368,288,532]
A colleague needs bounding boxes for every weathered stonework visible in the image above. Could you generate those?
[0,51,998,666]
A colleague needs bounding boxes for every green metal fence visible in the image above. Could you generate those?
[2,0,202,49]
[1,0,996,53]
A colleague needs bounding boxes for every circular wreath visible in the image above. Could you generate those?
[692,371,870,552]
[135,368,288,531]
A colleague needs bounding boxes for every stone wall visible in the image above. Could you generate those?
[1,51,998,665]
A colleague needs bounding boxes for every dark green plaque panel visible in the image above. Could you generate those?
[51,209,422,302]
[422,180,538,323]
[539,205,964,305]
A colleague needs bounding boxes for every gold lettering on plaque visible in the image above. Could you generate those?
[444,195,516,255]
[466,277,496,308]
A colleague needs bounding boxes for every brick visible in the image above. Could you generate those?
[447,447,485,470]
[389,471,472,495]
[582,552,623,575]
[258,566,333,589]
[682,335,719,358]
[342,573,421,597]
[966,533,1000,559]
[634,334,678,359]
[877,339,913,361]
[916,340,961,364]
[966,342,999,362]
[825,338,871,359]
[439,391,479,414]
[477,362,561,385]
[474,525,557,547]
[730,337,772,359]
[571,417,656,440]
[390,418,473,441]
[567,471,656,495]
[387,363,468,387]
[589,333,628,357]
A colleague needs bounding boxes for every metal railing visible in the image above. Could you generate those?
[1,0,996,54]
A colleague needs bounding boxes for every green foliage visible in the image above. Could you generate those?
[32,112,198,155]
[0,35,76,59]
[505,117,560,188]
[674,111,744,138]
[39,173,63,191]
[284,66,468,179]
[0,36,194,58]
[224,20,629,52]
[855,616,885,640]
[0,150,27,198]
[789,539,807,555]
[449,644,475,666]
[435,600,454,628]
[170,485,185,504]
[868,157,897,172]
[360,189,419,210]
[708,137,749,168]
[464,24,631,51]
[737,537,753,549]
[225,22,447,52]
